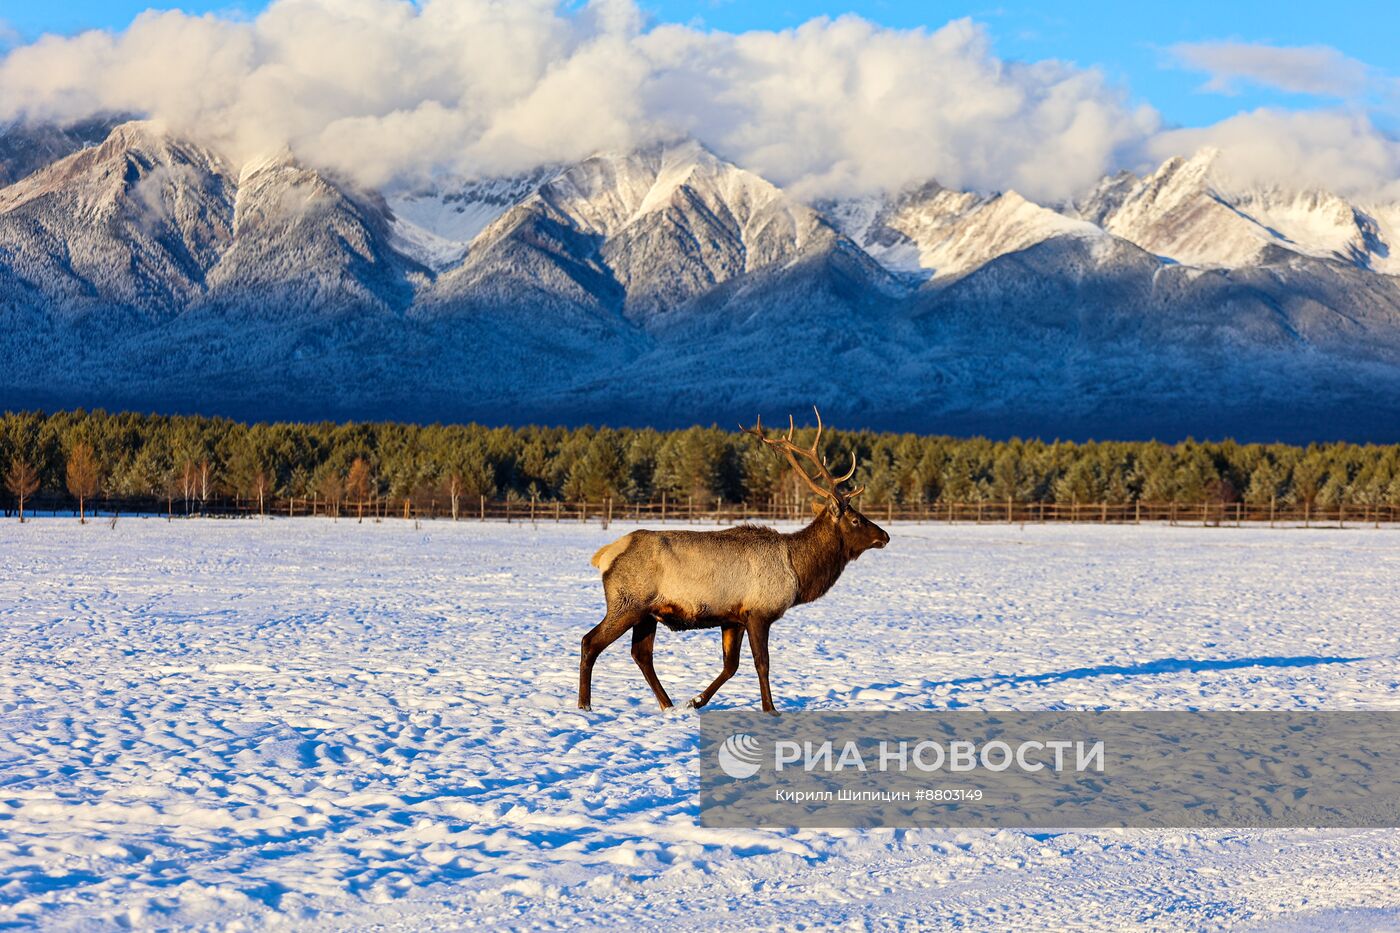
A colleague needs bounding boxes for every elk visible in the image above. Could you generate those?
[578,408,890,715]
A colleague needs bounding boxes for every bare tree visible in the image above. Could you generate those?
[346,457,371,524]
[5,456,40,522]
[65,442,100,524]
[316,470,343,520]
[447,471,463,521]
[252,467,269,518]
[198,459,212,511]
[160,467,181,522]
[181,459,197,515]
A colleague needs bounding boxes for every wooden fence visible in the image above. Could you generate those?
[7,494,1400,528]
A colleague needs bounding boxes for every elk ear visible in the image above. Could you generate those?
[810,499,826,517]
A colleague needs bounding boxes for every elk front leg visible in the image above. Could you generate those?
[689,623,743,709]
[630,616,673,710]
[578,608,642,710]
[746,617,779,715]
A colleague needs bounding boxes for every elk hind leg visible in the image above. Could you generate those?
[578,607,643,710]
[689,623,743,709]
[630,617,673,710]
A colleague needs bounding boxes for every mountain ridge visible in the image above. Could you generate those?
[1,119,1399,442]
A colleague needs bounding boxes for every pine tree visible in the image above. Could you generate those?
[1245,458,1281,505]
[567,431,627,502]
[1053,458,1102,504]
[1172,445,1219,503]
[989,447,1027,504]
[1289,452,1326,508]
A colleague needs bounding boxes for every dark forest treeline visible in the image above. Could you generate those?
[3,409,1400,512]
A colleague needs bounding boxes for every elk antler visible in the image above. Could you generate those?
[741,405,862,503]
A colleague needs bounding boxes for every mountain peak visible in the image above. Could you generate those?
[0,118,236,313]
[102,119,167,147]
[825,181,1101,282]
[92,120,227,170]
[537,137,791,240]
[1096,148,1397,271]
[0,115,126,187]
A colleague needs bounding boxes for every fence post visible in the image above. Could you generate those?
[661,492,667,523]
[480,495,485,521]
[1270,495,1276,529]
[555,500,561,522]
[607,497,613,526]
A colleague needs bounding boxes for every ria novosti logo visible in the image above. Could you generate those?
[717,733,763,779]
[715,732,1107,780]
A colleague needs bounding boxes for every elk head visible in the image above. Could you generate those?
[743,407,890,560]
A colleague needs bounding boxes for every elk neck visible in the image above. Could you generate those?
[786,515,850,605]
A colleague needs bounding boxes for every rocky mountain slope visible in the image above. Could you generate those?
[1,119,1398,441]
[1075,148,1400,273]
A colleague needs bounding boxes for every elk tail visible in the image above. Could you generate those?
[591,534,635,574]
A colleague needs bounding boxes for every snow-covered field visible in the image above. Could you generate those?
[2,518,1399,930]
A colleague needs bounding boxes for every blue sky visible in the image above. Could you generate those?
[1,0,1394,130]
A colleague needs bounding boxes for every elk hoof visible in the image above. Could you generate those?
[688,696,706,709]
[763,708,781,718]
[577,704,592,712]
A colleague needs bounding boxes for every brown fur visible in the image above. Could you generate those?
[577,500,889,714]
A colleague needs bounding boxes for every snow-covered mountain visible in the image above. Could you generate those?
[207,153,420,315]
[2,119,1399,440]
[822,183,1103,282]
[1075,148,1400,274]
[387,167,561,271]
[0,122,236,317]
[413,140,885,321]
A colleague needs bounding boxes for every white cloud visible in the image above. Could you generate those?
[0,0,1155,201]
[1149,109,1400,202]
[1170,41,1372,98]
[0,2,1395,204]
[637,16,1157,202]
